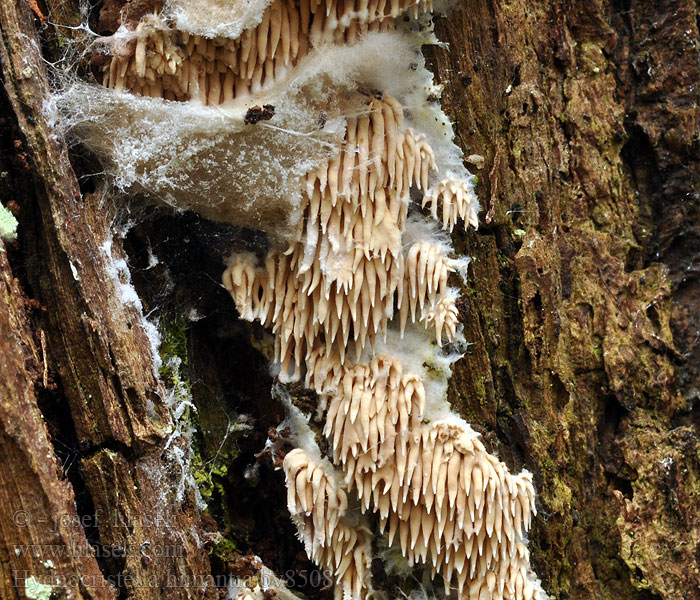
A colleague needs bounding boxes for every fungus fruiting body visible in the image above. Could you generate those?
[53,0,545,598]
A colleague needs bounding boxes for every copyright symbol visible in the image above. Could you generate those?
[13,510,30,528]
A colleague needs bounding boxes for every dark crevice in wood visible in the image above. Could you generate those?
[36,381,123,584]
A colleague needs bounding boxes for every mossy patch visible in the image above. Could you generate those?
[190,444,240,503]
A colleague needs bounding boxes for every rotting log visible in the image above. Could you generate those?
[0,0,698,599]
[429,1,699,598]
[0,240,117,600]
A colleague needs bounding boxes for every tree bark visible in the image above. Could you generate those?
[1,1,217,598]
[427,2,699,598]
[0,1,698,600]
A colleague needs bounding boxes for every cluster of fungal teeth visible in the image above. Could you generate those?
[284,449,373,600]
[223,93,471,383]
[93,1,545,598]
[423,179,480,232]
[103,0,433,103]
[323,357,541,599]
[224,91,542,599]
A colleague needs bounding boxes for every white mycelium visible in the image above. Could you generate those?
[52,0,546,598]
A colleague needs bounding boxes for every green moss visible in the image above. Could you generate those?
[209,536,237,562]
[158,317,196,430]
[464,280,477,299]
[473,374,487,405]
[190,446,239,503]
[159,317,189,383]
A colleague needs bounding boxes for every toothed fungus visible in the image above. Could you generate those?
[221,86,544,598]
[53,0,546,598]
[284,449,373,600]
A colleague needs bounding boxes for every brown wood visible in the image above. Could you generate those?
[0,241,116,600]
[429,1,700,598]
[0,1,217,598]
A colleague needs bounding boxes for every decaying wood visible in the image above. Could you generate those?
[0,1,217,598]
[0,0,697,599]
[429,1,700,598]
[0,242,116,600]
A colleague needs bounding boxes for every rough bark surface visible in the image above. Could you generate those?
[1,1,217,598]
[428,1,699,598]
[0,241,117,600]
[0,1,698,600]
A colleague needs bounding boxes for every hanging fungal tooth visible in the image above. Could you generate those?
[299,0,311,33]
[246,28,259,79]
[283,450,371,596]
[422,178,480,232]
[370,98,385,178]
[250,62,264,92]
[270,0,283,61]
[135,25,147,78]
[207,72,221,105]
[357,115,370,199]
[287,0,299,59]
[258,8,271,62]
[194,34,207,57]
[240,27,253,64]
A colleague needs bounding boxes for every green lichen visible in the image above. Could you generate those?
[0,202,18,242]
[24,577,53,600]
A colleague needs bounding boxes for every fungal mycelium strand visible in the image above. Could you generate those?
[51,0,546,598]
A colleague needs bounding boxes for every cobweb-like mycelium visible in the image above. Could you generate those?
[55,0,546,598]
